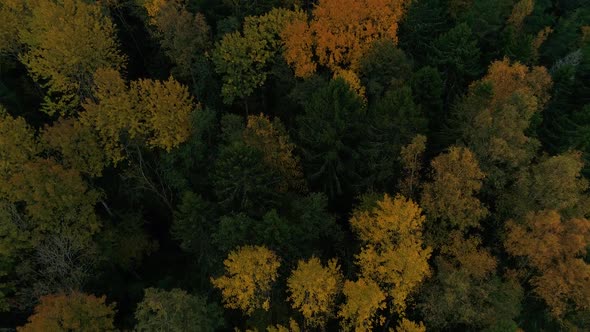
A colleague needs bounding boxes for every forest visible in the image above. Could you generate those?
[0,0,590,330]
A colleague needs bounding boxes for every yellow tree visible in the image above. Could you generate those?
[81,68,194,163]
[338,278,386,332]
[505,210,590,318]
[282,0,412,77]
[287,257,343,328]
[421,146,488,232]
[395,319,426,332]
[243,114,306,192]
[211,245,281,315]
[350,194,432,316]
[18,292,116,332]
[18,0,125,115]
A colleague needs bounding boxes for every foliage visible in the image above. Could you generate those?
[18,0,125,115]
[17,292,116,332]
[134,288,224,332]
[295,78,367,198]
[144,0,212,82]
[81,68,194,163]
[244,114,306,192]
[338,278,386,332]
[350,194,432,315]
[421,146,488,231]
[213,8,306,104]
[211,246,280,315]
[505,210,590,318]
[283,0,412,76]
[287,257,342,328]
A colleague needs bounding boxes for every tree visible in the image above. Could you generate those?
[243,114,306,193]
[213,8,306,104]
[287,257,343,328]
[505,210,590,318]
[421,146,488,232]
[18,0,125,115]
[282,0,412,77]
[0,158,101,243]
[266,319,301,332]
[213,143,281,216]
[499,151,589,219]
[359,39,412,101]
[144,0,212,84]
[211,245,280,315]
[450,58,552,189]
[398,135,427,199]
[419,232,523,330]
[428,23,482,100]
[338,278,386,332]
[0,0,26,55]
[134,288,224,332]
[0,109,39,180]
[362,85,427,191]
[395,319,426,332]
[18,292,116,332]
[350,194,431,316]
[295,78,367,198]
[81,68,195,164]
[40,117,107,177]
[213,193,343,260]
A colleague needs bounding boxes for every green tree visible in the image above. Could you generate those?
[213,8,305,105]
[429,23,482,100]
[363,85,427,191]
[135,288,224,332]
[419,233,523,330]
[359,39,412,101]
[295,78,367,198]
[499,151,589,219]
[144,0,212,84]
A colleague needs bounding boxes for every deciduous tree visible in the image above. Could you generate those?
[18,292,116,332]
[134,288,224,332]
[81,68,194,163]
[421,146,488,232]
[505,210,590,318]
[19,0,125,115]
[211,245,280,315]
[283,0,412,77]
[350,194,431,315]
[287,257,343,328]
[338,278,386,332]
[213,8,305,104]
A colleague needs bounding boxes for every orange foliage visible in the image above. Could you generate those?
[18,292,116,332]
[505,210,590,318]
[282,0,411,77]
